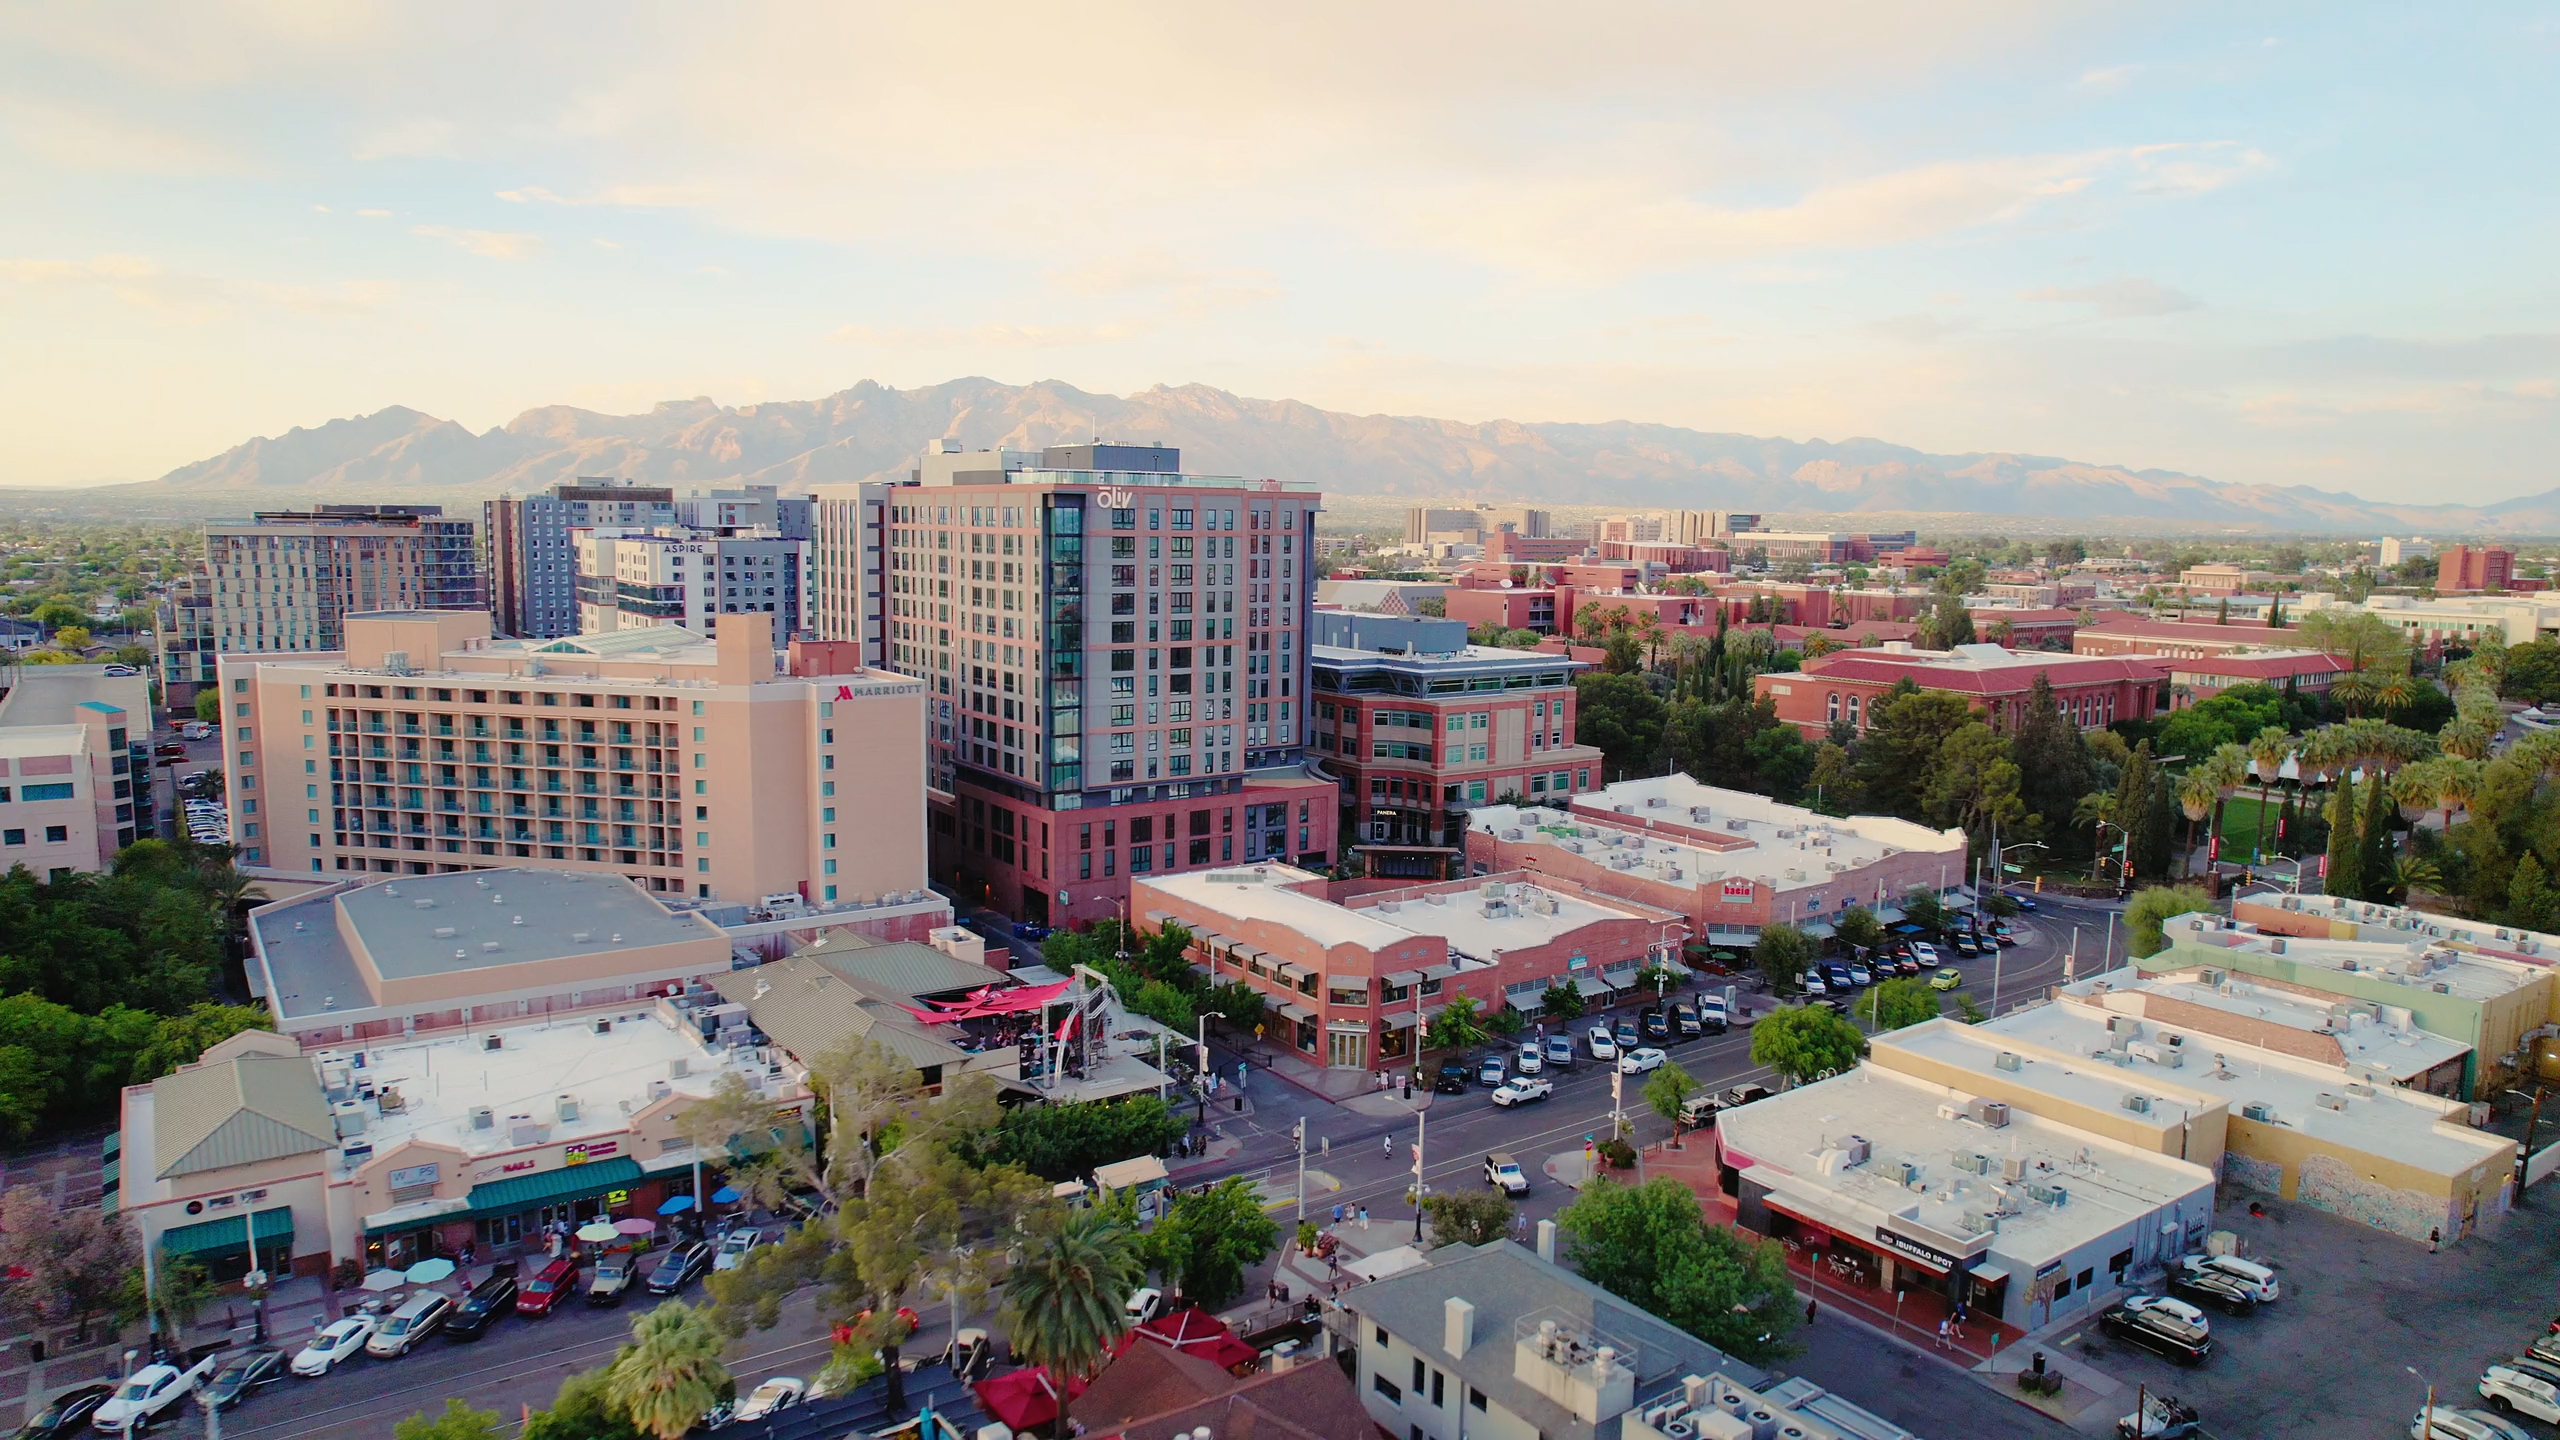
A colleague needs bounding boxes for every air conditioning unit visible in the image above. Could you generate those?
[1954,1151,1991,1174]
[592,1018,612,1036]
[2025,1181,2069,1207]
[2198,968,2224,987]
[2268,939,2287,954]
[469,1106,495,1130]
[1841,1135,1871,1166]
[2240,1102,2276,1122]
[2122,1093,2151,1113]
[668,1058,690,1079]
[1994,1051,2022,1072]
[483,1034,503,1051]
[2000,1155,2026,1181]
[2316,1092,2347,1111]
[1980,1101,2010,1127]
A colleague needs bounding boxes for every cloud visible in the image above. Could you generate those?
[1869,314,1976,344]
[0,97,236,174]
[496,182,709,208]
[0,253,393,315]
[828,320,1151,349]
[411,225,543,260]
[353,117,455,160]
[591,237,622,250]
[2023,277,2201,317]
[2078,64,2142,90]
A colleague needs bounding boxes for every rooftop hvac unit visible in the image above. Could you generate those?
[592,1018,612,1036]
[1994,1051,2023,1072]
[432,926,457,939]
[1959,1210,1998,1236]
[483,1034,503,1051]
[647,1080,673,1101]
[340,1139,373,1165]
[2433,981,2453,994]
[1689,806,1713,823]
[1888,1159,1922,1186]
[1615,803,1635,814]
[556,1095,581,1122]
[2122,1093,2152,1113]
[2198,968,2224,987]
[2026,1181,2069,1207]
[1500,828,1524,842]
[2346,1082,2378,1098]
[1563,840,1584,853]
[1979,1101,2011,1128]
[2268,939,2287,954]
[2240,1102,2276,1122]
[1647,796,1668,807]
[1954,1151,1992,1174]
[2000,1155,2027,1181]
[331,1101,366,1139]
[2108,1015,2140,1035]
[509,1120,547,1146]
[469,1106,494,1130]
[668,1058,690,1079]
[1482,880,1506,898]
[1841,1135,1872,1166]
[2316,1093,2347,1111]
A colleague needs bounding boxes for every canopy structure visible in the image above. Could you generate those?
[905,978,1075,1025]
[974,1366,1087,1431]
[1135,1308,1259,1373]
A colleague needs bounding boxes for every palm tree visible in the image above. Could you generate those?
[2176,771,2217,877]
[2332,669,2378,719]
[2206,743,2252,863]
[2440,720,2494,761]
[605,1302,732,1440]
[2074,791,2118,880]
[2247,726,2292,862]
[2386,853,2444,904]
[193,851,268,954]
[1000,1207,1145,1426]
[2373,671,2417,718]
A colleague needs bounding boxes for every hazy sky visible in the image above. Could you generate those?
[2,2,2554,501]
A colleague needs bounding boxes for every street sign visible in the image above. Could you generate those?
[2002,864,2023,874]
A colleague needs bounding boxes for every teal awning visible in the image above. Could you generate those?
[100,1157,119,1193]
[462,1157,642,1219]
[160,1206,293,1262]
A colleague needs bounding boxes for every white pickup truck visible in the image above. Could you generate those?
[92,1352,220,1433]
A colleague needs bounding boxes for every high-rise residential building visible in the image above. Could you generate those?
[674,484,814,539]
[154,571,218,713]
[574,529,812,638]
[811,483,895,667]
[0,665,158,875]
[1669,510,1760,544]
[485,479,677,639]
[2377,536,2434,568]
[2437,543,2515,594]
[204,506,484,654]
[213,609,926,904]
[1402,506,1481,545]
[883,440,1335,926]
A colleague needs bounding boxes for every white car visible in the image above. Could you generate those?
[1617,1047,1667,1074]
[2412,1406,2536,1440]
[2120,1294,2211,1333]
[2176,1253,2278,1303]
[1490,1077,1554,1107]
[1802,971,1828,996]
[1515,1042,1542,1076]
[1586,1026,1618,1061]
[292,1316,378,1376]
[734,1377,806,1423]
[1124,1287,1164,1326]
[91,1356,217,1433]
[1911,941,1940,964]
[713,1229,762,1271]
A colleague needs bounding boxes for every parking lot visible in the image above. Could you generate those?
[2052,1188,2560,1439]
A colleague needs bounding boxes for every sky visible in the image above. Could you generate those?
[1,1,2554,502]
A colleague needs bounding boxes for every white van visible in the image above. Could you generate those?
[2177,1253,2278,1303]
[2479,1362,2560,1424]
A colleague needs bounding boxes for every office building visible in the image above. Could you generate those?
[154,572,218,713]
[674,484,813,539]
[1342,1240,1760,1440]
[1760,643,2170,738]
[882,440,1335,927]
[2164,650,2350,709]
[1404,507,1484,545]
[2071,613,2297,659]
[484,479,677,639]
[1594,513,1665,543]
[2437,543,2516,594]
[0,664,156,875]
[1138,863,1683,1072]
[204,506,485,654]
[1669,510,1759,545]
[574,528,812,639]
[1402,504,1551,546]
[1465,774,1967,947]
[213,609,927,908]
[811,482,895,667]
[2378,536,2434,567]
[1310,626,1601,877]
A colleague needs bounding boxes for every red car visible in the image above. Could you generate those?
[515,1257,579,1316]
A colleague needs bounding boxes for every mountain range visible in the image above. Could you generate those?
[75,377,2560,533]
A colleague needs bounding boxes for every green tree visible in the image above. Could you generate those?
[523,1368,646,1440]
[2125,885,2212,959]
[999,1206,1147,1398]
[1833,905,1884,954]
[1575,673,1666,781]
[1898,887,1947,936]
[1851,684,1976,820]
[129,1003,273,1082]
[986,1097,1186,1184]
[1919,721,2026,841]
[29,600,83,632]
[2109,742,2160,887]
[192,689,221,724]
[393,1399,507,1440]
[1486,1004,1528,1038]
[2509,853,2559,932]
[1421,1189,1514,1247]
[1644,1060,1699,1135]
[1127,980,1196,1036]
[1200,981,1265,1033]
[1423,994,1490,1053]
[606,1303,733,1440]
[1539,983,1586,1022]
[1864,977,1942,1032]
[1556,1177,1799,1364]
[2360,766,2396,903]
[1748,1005,1868,1088]
[2011,677,2097,856]
[2325,774,2366,904]
[1145,1177,1277,1309]
[1752,922,1815,996]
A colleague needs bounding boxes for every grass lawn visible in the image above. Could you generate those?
[2210,785,2309,864]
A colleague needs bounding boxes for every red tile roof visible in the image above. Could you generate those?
[1794,649,2170,695]
[2167,651,2351,679]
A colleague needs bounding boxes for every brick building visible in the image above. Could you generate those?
[2437,544,2515,594]
[2165,650,2350,708]
[2071,613,2294,659]
[1757,642,2170,738]
[1135,864,1684,1073]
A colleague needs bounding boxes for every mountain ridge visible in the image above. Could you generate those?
[91,377,2560,533]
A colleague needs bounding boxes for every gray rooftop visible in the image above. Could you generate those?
[0,665,152,730]
[790,935,1014,999]
[709,955,974,1072]
[1345,1241,1761,1440]
[337,869,719,980]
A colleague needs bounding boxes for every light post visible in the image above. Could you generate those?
[2409,1366,2437,1438]
[2272,856,2306,894]
[1293,1117,1308,1223]
[2509,1086,2546,1209]
[1411,1109,1426,1243]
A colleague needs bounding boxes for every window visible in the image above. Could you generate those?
[1373,1325,1389,1348]
[1412,1359,1425,1392]
[1469,1387,1487,1412]
[44,825,67,843]
[1372,1375,1401,1404]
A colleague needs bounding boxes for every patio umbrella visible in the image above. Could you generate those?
[656,1194,696,1216]
[402,1258,456,1284]
[576,1222,621,1244]
[710,1186,741,1204]
[359,1269,406,1293]
[613,1218,657,1237]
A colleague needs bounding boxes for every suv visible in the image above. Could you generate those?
[648,1240,715,1295]
[2412,1407,2536,1440]
[1697,996,1730,1033]
[1585,1027,1617,1062]
[1484,1153,1530,1196]
[1671,1003,1702,1038]
[2165,1268,2258,1317]
[1476,1053,1508,1087]
[714,1229,763,1272]
[1613,1019,1639,1051]
[1722,1083,1772,1110]
[1678,1091,1720,1128]
[515,1256,579,1316]
[366,1292,452,1356]
[1639,1008,1670,1042]
[587,1254,635,1306]
[445,1270,517,1340]
[1542,1034,1575,1070]
[2175,1254,2278,1303]
[2480,1361,2560,1424]
[2098,1303,2212,1365]
[1435,1061,1471,1094]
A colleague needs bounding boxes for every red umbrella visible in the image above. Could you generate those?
[973,1366,1086,1431]
[1137,1308,1260,1373]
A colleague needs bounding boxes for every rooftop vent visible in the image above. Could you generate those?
[2122,1093,2152,1113]
[469,1106,494,1130]
[432,926,457,939]
[1994,1051,2022,1072]
[2240,1101,2276,1122]
[483,1034,502,1051]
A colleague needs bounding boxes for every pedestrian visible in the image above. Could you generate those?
[1384,1133,1394,1160]
[1805,1298,1817,1326]
[2430,1226,2441,1253]
[1332,1203,1344,1226]
[1360,1205,1370,1230]
[1935,1318,1950,1349]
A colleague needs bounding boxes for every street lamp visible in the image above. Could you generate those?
[2509,1086,2546,1209]
[2271,856,2306,894]
[2408,1366,2437,1439]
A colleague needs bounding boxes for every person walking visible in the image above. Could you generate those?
[1805,1298,1817,1326]
[1359,1205,1370,1230]
[2430,1226,2442,1253]
[1384,1133,1395,1160]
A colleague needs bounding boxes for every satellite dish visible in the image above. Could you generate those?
[1499,578,1513,589]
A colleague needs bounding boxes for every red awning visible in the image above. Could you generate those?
[974,1366,1085,1430]
[904,978,1076,1025]
[1137,1307,1259,1372]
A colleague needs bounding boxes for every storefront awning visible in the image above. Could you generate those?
[1601,967,1640,988]
[1143,910,1171,925]
[1968,1262,2012,1285]
[1420,963,1459,981]
[1382,1010,1421,1030]
[461,1156,644,1221]
[161,1205,293,1262]
[1276,1002,1315,1022]
[1277,961,1314,982]
[1094,1155,1169,1191]
[1574,975,1614,998]
[1801,922,1837,939]
[362,1195,469,1234]
[1383,970,1423,986]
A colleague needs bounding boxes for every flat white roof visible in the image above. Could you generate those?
[1473,776,1959,894]
[1976,1002,2511,1179]
[1145,866,1666,960]
[1145,866,1413,950]
[2167,913,2546,1002]
[2064,966,2471,1081]
[1718,1063,2216,1267]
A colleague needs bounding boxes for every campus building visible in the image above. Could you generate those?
[1135,863,1684,1073]
[0,664,157,875]
[204,506,484,654]
[2070,614,2297,660]
[2164,650,2350,708]
[484,480,678,640]
[2438,544,2516,594]
[881,441,1335,927]
[1756,643,2170,739]
[1464,774,1967,948]
[213,609,928,907]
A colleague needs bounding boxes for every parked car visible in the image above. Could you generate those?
[1586,1026,1618,1061]
[90,1355,218,1434]
[1846,960,1872,987]
[1477,1053,1509,1087]
[16,1384,113,1440]
[2010,893,2040,911]
[587,1255,636,1306]
[2412,1406,2536,1440]
[1123,1287,1165,1326]
[1639,1008,1671,1042]
[1802,971,1828,997]
[1514,1041,1542,1076]
[2098,1303,2212,1365]
[1951,935,1980,958]
[2165,1269,2258,1317]
[151,743,186,760]
[1613,1019,1639,1050]
[444,1270,518,1340]
[1723,1083,1772,1109]
[365,1292,452,1357]
[515,1256,579,1316]
[1823,963,1854,991]
[1671,1002,1702,1037]
[1617,1046,1667,1074]
[648,1240,715,1295]
[2175,1253,2279,1303]
[1678,1092,1721,1128]
[714,1229,763,1272]
[1011,921,1049,940]
[1542,1034,1575,1069]
[293,1316,378,1376]
[2116,1393,2201,1439]
[1911,941,1940,964]
[2479,1362,2560,1424]
[2529,1332,2560,1369]
[2120,1294,2212,1334]
[1484,1153,1530,1196]
[1491,1077,1553,1108]
[1697,996,1730,1033]
[734,1378,806,1423]
[1993,931,2020,949]
[1434,1061,1471,1094]
[1930,967,1964,991]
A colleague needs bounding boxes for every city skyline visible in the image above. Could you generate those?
[2,4,2553,504]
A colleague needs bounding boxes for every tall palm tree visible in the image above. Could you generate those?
[2372,671,2417,718]
[2247,726,2291,862]
[605,1302,732,1440]
[1000,1208,1145,1430]
[2176,771,2217,877]
[2074,791,2118,880]
[2331,669,2378,719]
[2205,743,2252,864]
